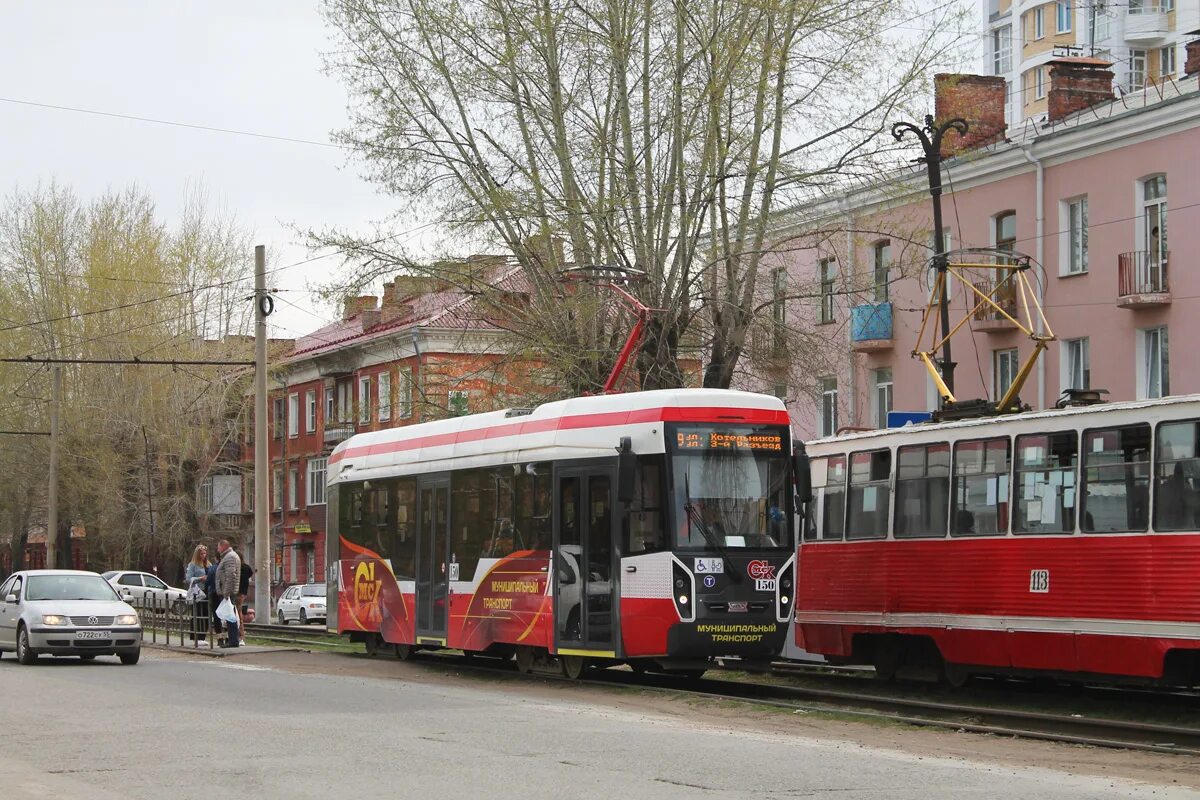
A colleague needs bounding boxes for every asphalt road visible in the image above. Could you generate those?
[0,651,1194,800]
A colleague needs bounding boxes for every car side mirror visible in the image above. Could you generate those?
[4,594,16,604]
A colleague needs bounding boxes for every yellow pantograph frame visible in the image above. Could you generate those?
[915,257,1055,413]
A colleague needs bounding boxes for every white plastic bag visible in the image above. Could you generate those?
[215,597,238,624]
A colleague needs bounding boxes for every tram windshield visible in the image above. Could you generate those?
[669,424,791,549]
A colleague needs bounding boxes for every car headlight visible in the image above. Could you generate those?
[116,614,139,626]
[41,614,69,626]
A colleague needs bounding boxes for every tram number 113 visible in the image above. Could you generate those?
[1029,569,1050,594]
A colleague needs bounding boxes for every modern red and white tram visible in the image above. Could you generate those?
[326,388,799,677]
[795,394,1200,686]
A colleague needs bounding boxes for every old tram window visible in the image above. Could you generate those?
[1014,432,1078,534]
[952,438,1011,536]
[894,443,950,538]
[1082,424,1151,533]
[846,450,891,540]
[806,455,846,541]
[1155,420,1200,531]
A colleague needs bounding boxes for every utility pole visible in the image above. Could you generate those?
[892,114,968,399]
[253,245,271,622]
[47,366,60,569]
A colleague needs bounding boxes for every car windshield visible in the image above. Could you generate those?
[26,575,119,602]
[301,586,325,597]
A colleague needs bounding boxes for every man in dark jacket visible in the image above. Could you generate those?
[215,539,242,648]
[236,559,253,646]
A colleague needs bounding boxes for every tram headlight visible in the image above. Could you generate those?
[780,596,789,605]
[678,595,688,605]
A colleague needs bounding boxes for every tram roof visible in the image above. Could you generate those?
[805,394,1200,449]
[328,388,790,479]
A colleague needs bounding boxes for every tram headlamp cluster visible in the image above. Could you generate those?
[678,595,688,605]
[675,578,686,589]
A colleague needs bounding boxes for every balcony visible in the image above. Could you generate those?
[323,423,356,446]
[1117,251,1171,309]
[971,280,1018,332]
[850,303,893,352]
[1124,6,1169,43]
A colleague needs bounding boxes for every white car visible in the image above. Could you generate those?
[102,571,187,613]
[276,584,326,625]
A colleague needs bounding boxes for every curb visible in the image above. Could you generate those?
[144,642,304,658]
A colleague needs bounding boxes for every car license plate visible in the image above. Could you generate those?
[75,630,110,640]
[727,601,748,613]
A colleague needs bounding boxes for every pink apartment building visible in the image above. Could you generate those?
[767,49,1200,441]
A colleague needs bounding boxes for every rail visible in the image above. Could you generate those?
[1118,251,1169,296]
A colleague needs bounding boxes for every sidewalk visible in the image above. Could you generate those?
[142,634,302,658]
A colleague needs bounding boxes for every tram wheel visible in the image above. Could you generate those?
[394,643,414,661]
[560,654,586,680]
[515,646,536,674]
[872,647,900,682]
[942,662,972,689]
[364,636,380,657]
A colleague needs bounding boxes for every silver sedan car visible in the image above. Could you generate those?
[0,570,143,665]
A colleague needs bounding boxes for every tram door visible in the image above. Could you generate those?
[416,478,450,644]
[554,469,616,653]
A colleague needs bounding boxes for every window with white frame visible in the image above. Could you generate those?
[288,466,300,510]
[305,390,317,433]
[873,368,893,430]
[449,389,469,417]
[338,381,353,423]
[1055,1,1071,33]
[1130,49,1147,92]
[272,467,283,511]
[358,376,371,424]
[1089,4,1109,41]
[992,26,1011,75]
[378,371,392,422]
[272,398,285,439]
[1142,175,1167,275]
[1161,45,1177,79]
[994,348,1019,400]
[818,258,836,324]
[819,377,838,438]
[287,393,299,438]
[398,367,414,419]
[1034,7,1044,38]
[324,386,335,424]
[1139,327,1169,400]
[771,268,787,352]
[1034,66,1046,100]
[873,241,890,302]
[1063,338,1090,391]
[1063,196,1088,274]
[199,476,214,512]
[307,458,327,506]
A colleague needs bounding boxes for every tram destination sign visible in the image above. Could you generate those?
[674,427,784,453]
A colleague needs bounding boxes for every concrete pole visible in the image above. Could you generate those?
[47,365,60,569]
[253,245,271,622]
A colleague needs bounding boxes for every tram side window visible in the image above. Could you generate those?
[514,469,552,551]
[846,449,891,540]
[1082,424,1150,533]
[628,455,667,554]
[951,438,1010,536]
[1014,432,1078,534]
[1155,420,1200,531]
[805,455,846,541]
[450,469,499,582]
[393,479,417,579]
[894,443,949,538]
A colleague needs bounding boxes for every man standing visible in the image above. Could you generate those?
[215,539,242,648]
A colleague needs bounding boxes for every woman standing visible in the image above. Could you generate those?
[184,545,211,642]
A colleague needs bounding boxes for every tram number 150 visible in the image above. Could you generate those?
[1029,569,1050,594]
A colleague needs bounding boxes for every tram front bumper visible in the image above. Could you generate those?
[666,620,786,659]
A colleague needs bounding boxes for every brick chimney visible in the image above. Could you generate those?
[360,307,380,329]
[1186,39,1200,77]
[341,295,377,321]
[934,74,1007,156]
[1047,58,1114,123]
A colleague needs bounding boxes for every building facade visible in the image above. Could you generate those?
[765,50,1200,441]
[982,0,1199,125]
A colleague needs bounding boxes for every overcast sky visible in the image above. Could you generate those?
[0,1,394,338]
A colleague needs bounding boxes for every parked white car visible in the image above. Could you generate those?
[276,584,326,625]
[101,571,187,613]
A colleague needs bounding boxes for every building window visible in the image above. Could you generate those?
[995,211,1016,261]
[1130,49,1147,92]
[819,377,838,438]
[873,241,890,302]
[307,458,327,506]
[773,383,788,401]
[1055,1,1071,33]
[288,466,300,510]
[1139,326,1169,400]
[1142,174,1167,271]
[1065,196,1088,274]
[448,389,469,417]
[1034,6,1044,38]
[378,372,392,422]
[305,390,317,433]
[1034,66,1046,100]
[818,258,836,324]
[1063,337,1090,391]
[272,398,285,440]
[1089,4,1109,41]
[994,348,1019,400]
[398,367,414,419]
[771,268,787,353]
[872,368,893,429]
[338,381,353,423]
[198,476,214,512]
[287,393,299,438]
[272,467,283,511]
[324,386,335,423]
[358,376,371,425]
[1161,45,1177,79]
[992,25,1011,75]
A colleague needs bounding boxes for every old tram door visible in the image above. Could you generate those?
[416,477,450,646]
[554,467,618,673]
